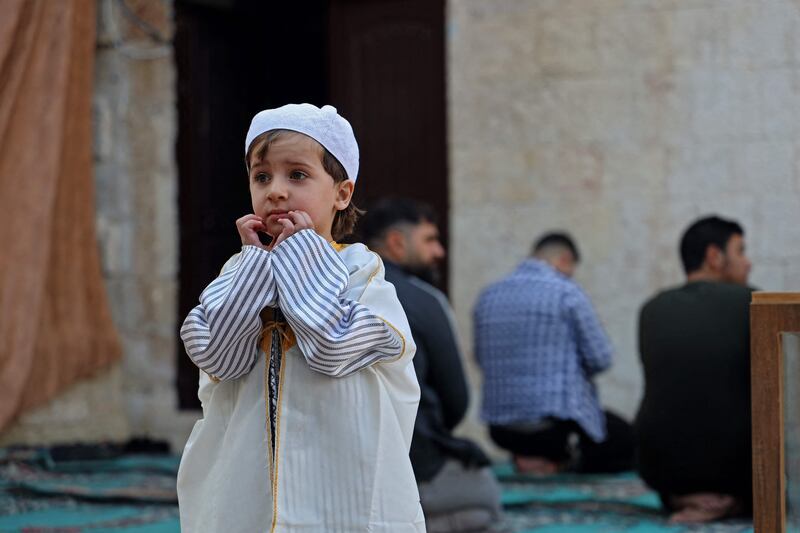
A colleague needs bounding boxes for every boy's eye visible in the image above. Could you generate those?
[253,172,269,183]
[289,170,308,180]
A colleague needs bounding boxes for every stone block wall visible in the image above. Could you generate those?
[1,0,192,450]
[448,0,800,450]
[93,0,196,451]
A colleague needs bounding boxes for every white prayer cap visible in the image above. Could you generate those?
[245,103,360,183]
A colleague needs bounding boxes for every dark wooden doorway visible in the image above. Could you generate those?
[328,0,448,241]
[175,0,447,409]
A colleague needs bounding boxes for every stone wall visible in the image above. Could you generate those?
[1,0,192,450]
[448,0,800,450]
[94,0,196,451]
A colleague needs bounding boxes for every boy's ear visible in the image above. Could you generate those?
[334,180,354,211]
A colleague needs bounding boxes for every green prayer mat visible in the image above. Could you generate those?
[0,450,755,532]
[0,448,180,532]
[493,464,753,532]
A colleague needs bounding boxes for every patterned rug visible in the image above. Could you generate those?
[0,447,179,532]
[493,464,754,532]
[0,449,754,532]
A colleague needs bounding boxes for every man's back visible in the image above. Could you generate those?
[636,281,753,497]
[474,259,611,441]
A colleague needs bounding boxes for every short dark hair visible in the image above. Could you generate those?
[679,215,744,274]
[357,197,438,247]
[532,232,580,262]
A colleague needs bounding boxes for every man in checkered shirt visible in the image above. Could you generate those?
[473,232,633,475]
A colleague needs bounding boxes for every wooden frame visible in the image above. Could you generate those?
[751,292,800,533]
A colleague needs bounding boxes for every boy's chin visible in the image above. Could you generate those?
[264,223,284,237]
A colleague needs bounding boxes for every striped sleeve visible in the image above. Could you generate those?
[180,245,277,380]
[270,229,404,378]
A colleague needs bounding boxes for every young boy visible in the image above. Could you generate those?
[177,104,424,532]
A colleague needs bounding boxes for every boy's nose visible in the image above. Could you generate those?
[266,180,288,202]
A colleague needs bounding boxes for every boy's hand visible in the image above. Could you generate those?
[236,214,267,249]
[268,210,315,251]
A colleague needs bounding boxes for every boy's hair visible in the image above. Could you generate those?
[246,129,363,241]
[358,197,438,249]
[679,215,744,275]
[531,232,580,262]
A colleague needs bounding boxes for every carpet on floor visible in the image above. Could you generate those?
[492,464,754,532]
[0,449,756,532]
[0,447,179,532]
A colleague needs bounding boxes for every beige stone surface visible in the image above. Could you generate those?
[449,0,800,455]
[92,0,195,452]
[1,0,193,452]
[0,365,129,447]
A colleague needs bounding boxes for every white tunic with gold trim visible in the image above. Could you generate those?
[177,230,424,532]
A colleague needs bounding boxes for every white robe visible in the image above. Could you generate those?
[177,230,424,532]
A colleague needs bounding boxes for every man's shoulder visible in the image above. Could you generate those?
[486,267,577,296]
[642,282,752,314]
[641,284,689,311]
[651,281,752,298]
[474,276,512,306]
[642,284,682,303]
[476,272,580,321]
[384,264,448,311]
[382,262,411,289]
[701,282,754,309]
[407,275,447,303]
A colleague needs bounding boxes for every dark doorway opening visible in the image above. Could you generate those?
[175,0,446,409]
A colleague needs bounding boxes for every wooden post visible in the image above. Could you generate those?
[751,293,800,533]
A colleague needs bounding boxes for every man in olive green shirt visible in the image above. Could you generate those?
[635,215,753,524]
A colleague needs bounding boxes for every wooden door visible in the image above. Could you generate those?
[175,0,447,409]
[329,0,448,256]
[174,0,327,408]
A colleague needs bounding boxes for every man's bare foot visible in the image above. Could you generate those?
[667,493,740,524]
[513,455,560,475]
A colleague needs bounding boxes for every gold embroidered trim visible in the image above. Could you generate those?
[352,253,382,301]
[352,254,404,363]
[262,321,296,353]
[260,319,294,533]
[329,241,350,252]
[262,345,273,506]
[271,333,288,533]
[377,316,408,364]
[366,269,380,291]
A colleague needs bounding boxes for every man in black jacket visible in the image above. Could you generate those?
[360,198,501,533]
[636,215,754,524]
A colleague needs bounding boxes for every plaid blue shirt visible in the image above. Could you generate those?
[473,259,612,441]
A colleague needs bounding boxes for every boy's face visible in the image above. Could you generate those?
[248,133,352,242]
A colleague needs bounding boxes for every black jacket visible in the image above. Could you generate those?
[635,281,753,501]
[383,261,489,482]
